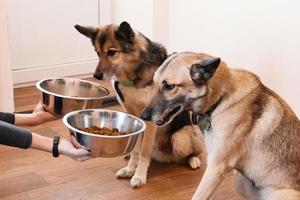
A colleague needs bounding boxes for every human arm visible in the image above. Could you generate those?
[14,103,58,126]
[30,133,91,161]
[0,121,90,160]
[0,103,57,126]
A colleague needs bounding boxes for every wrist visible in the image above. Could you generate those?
[57,138,67,156]
[30,132,53,152]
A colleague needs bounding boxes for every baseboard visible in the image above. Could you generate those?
[13,60,98,87]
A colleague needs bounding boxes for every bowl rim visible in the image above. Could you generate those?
[63,109,146,138]
[36,78,110,100]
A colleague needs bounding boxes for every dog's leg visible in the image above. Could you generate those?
[116,134,142,178]
[188,156,201,169]
[192,162,231,200]
[188,126,204,169]
[171,125,203,169]
[234,170,260,200]
[130,121,157,187]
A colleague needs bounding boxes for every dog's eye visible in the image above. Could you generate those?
[163,83,175,91]
[106,49,118,57]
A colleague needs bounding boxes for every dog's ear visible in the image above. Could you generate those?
[190,57,221,85]
[74,24,98,41]
[115,21,135,43]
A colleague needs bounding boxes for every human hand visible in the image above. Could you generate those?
[58,136,92,161]
[32,102,58,125]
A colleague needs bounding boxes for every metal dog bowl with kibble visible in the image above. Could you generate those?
[63,109,146,157]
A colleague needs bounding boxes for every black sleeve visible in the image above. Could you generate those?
[0,112,15,124]
[0,120,32,149]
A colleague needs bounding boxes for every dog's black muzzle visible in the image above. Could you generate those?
[93,68,103,80]
[141,107,153,121]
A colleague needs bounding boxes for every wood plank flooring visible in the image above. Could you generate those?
[0,79,245,200]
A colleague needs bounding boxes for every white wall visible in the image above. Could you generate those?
[8,0,99,85]
[166,0,300,116]
[111,0,153,38]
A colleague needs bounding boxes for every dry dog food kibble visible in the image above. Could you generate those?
[80,126,126,136]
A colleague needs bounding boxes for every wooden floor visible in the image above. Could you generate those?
[0,79,245,200]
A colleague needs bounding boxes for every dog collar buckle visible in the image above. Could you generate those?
[192,113,211,131]
[202,115,211,131]
[191,97,222,131]
[192,112,202,125]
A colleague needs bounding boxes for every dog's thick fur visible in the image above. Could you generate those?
[75,22,203,187]
[142,52,300,199]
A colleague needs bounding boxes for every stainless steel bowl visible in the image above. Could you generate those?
[63,109,146,157]
[36,78,110,116]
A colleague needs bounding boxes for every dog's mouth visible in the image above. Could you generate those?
[155,105,183,126]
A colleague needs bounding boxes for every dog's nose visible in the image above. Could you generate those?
[93,68,103,80]
[141,107,152,121]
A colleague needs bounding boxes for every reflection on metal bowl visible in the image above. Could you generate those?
[63,109,146,157]
[36,78,110,116]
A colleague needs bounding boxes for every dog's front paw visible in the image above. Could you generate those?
[116,167,135,179]
[130,174,147,188]
[188,156,201,169]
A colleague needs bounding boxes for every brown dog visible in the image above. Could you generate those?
[75,22,203,187]
[141,52,300,199]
